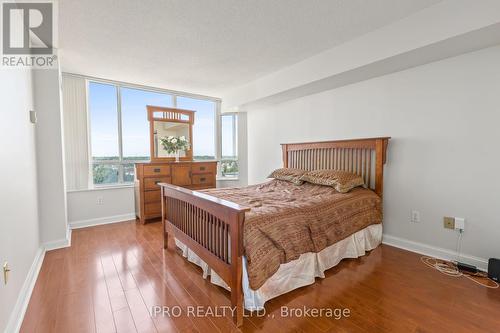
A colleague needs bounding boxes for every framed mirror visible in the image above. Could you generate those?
[147,106,195,162]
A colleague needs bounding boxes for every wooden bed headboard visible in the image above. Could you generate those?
[281,137,390,197]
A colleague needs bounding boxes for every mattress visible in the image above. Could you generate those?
[175,223,382,310]
[200,179,382,289]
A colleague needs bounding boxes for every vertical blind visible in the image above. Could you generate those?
[62,74,89,190]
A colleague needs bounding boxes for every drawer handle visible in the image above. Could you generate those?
[155,181,161,185]
[200,177,206,182]
[154,168,161,172]
[200,166,206,171]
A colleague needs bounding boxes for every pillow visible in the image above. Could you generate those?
[299,169,364,193]
[267,168,306,185]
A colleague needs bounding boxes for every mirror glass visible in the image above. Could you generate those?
[153,121,190,158]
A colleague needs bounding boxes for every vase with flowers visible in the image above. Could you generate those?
[159,135,190,162]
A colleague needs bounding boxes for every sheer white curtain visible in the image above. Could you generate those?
[62,74,89,190]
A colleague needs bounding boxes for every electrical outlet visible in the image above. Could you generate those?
[29,110,37,124]
[444,216,455,229]
[411,210,420,223]
[96,197,104,205]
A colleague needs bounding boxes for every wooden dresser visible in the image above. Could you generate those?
[134,161,217,224]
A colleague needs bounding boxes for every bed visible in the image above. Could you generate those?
[160,137,390,326]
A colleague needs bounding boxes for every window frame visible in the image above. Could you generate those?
[85,76,221,188]
[176,96,218,161]
[218,112,239,179]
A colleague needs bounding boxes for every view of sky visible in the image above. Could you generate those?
[121,87,173,158]
[89,82,235,159]
[89,82,119,158]
[177,96,216,158]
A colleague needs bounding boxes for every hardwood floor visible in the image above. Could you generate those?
[21,220,500,333]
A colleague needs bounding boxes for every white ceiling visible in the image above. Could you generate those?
[59,0,441,97]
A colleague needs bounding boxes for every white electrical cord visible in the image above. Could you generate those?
[421,256,499,289]
[456,229,463,262]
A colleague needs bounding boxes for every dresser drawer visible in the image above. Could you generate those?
[192,163,216,174]
[144,190,161,203]
[143,165,170,177]
[135,161,218,224]
[144,177,171,191]
[192,174,214,186]
[171,165,192,186]
[144,202,161,216]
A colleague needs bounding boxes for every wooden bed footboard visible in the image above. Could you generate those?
[160,183,250,327]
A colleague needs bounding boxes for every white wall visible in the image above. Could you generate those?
[247,45,500,264]
[67,187,135,228]
[0,69,40,332]
[33,68,69,244]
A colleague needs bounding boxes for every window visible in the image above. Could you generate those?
[89,82,120,185]
[121,87,173,161]
[177,96,216,160]
[88,79,219,186]
[121,88,173,182]
[220,114,238,178]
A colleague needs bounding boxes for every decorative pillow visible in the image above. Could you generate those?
[267,168,306,185]
[300,169,365,193]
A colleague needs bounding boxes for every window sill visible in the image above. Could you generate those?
[68,178,241,192]
[67,184,134,193]
[217,177,240,181]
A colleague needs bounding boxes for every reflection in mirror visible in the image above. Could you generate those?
[153,121,190,158]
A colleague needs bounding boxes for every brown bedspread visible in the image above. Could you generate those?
[201,179,382,290]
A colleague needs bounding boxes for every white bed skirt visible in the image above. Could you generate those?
[174,223,382,310]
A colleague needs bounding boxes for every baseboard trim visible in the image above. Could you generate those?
[43,226,72,251]
[382,234,488,271]
[6,225,73,332]
[4,247,45,333]
[69,213,136,230]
